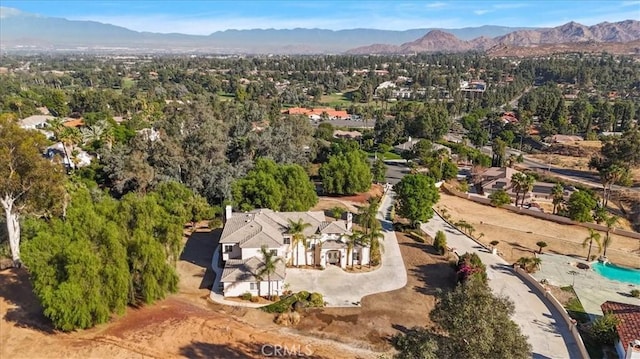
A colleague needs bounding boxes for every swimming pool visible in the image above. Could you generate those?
[592,262,640,285]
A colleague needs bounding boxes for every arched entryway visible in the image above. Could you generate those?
[326,250,341,266]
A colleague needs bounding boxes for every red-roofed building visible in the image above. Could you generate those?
[601,301,640,359]
[284,107,349,121]
[63,119,85,128]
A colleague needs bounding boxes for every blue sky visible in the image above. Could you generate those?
[1,1,638,34]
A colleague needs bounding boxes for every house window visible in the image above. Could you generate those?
[270,250,277,256]
[353,251,360,261]
[283,237,291,245]
[223,245,233,253]
[250,282,258,290]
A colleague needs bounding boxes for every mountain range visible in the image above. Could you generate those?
[347,20,640,54]
[1,7,639,55]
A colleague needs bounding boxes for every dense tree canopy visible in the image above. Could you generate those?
[394,174,440,226]
[232,158,318,211]
[0,117,66,265]
[319,149,372,195]
[22,181,213,330]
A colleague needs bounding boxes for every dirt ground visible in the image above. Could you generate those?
[294,232,455,352]
[437,193,640,268]
[0,198,454,359]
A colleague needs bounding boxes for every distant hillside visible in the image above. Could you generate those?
[0,7,529,54]
[347,20,640,55]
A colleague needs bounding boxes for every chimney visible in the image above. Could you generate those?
[346,212,353,231]
[225,205,233,222]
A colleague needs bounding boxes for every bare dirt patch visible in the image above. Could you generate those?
[437,192,640,268]
[295,232,455,352]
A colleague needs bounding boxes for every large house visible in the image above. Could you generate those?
[218,206,370,297]
[473,167,574,205]
[601,301,640,359]
[284,107,350,121]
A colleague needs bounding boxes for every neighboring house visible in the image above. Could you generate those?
[393,137,451,155]
[474,167,521,197]
[218,206,370,297]
[45,142,92,169]
[600,301,640,359]
[501,112,519,125]
[19,115,55,130]
[474,167,572,205]
[285,107,350,121]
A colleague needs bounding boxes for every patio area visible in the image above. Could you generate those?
[531,253,640,318]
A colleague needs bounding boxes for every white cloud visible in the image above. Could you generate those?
[473,9,491,15]
[425,2,447,9]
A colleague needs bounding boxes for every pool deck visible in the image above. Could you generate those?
[531,253,640,317]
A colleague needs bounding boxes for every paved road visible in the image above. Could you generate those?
[421,215,581,359]
[286,191,408,306]
[384,159,410,185]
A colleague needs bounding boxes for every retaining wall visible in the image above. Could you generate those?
[513,267,590,359]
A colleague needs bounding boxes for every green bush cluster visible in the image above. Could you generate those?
[434,230,447,255]
[261,291,324,313]
[241,292,252,300]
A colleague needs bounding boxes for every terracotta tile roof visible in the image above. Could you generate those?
[63,119,85,128]
[285,107,349,119]
[601,301,640,350]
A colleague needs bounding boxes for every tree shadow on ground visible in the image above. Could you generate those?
[180,229,221,268]
[179,340,328,359]
[410,263,456,296]
[400,241,441,256]
[0,268,55,333]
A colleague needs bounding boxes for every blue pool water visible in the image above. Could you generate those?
[592,262,640,285]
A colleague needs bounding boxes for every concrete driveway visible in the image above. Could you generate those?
[421,214,580,359]
[285,192,408,307]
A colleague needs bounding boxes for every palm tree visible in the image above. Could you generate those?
[536,241,548,254]
[365,225,384,267]
[257,245,283,301]
[287,218,311,267]
[510,172,525,207]
[582,229,602,261]
[359,196,381,234]
[602,214,618,257]
[346,230,363,269]
[551,183,564,214]
[520,174,535,207]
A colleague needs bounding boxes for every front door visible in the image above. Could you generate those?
[327,250,341,265]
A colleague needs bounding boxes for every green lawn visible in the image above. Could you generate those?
[365,151,402,160]
[319,93,352,107]
[122,77,136,89]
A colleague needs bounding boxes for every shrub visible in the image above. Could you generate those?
[262,291,321,313]
[250,296,260,303]
[329,206,346,219]
[241,292,252,301]
[456,252,487,284]
[490,240,499,248]
[208,218,223,229]
[631,289,640,298]
[434,230,447,255]
[309,292,324,307]
[588,313,620,345]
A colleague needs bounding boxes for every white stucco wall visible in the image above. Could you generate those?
[241,246,282,260]
[223,280,283,298]
[221,244,241,261]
